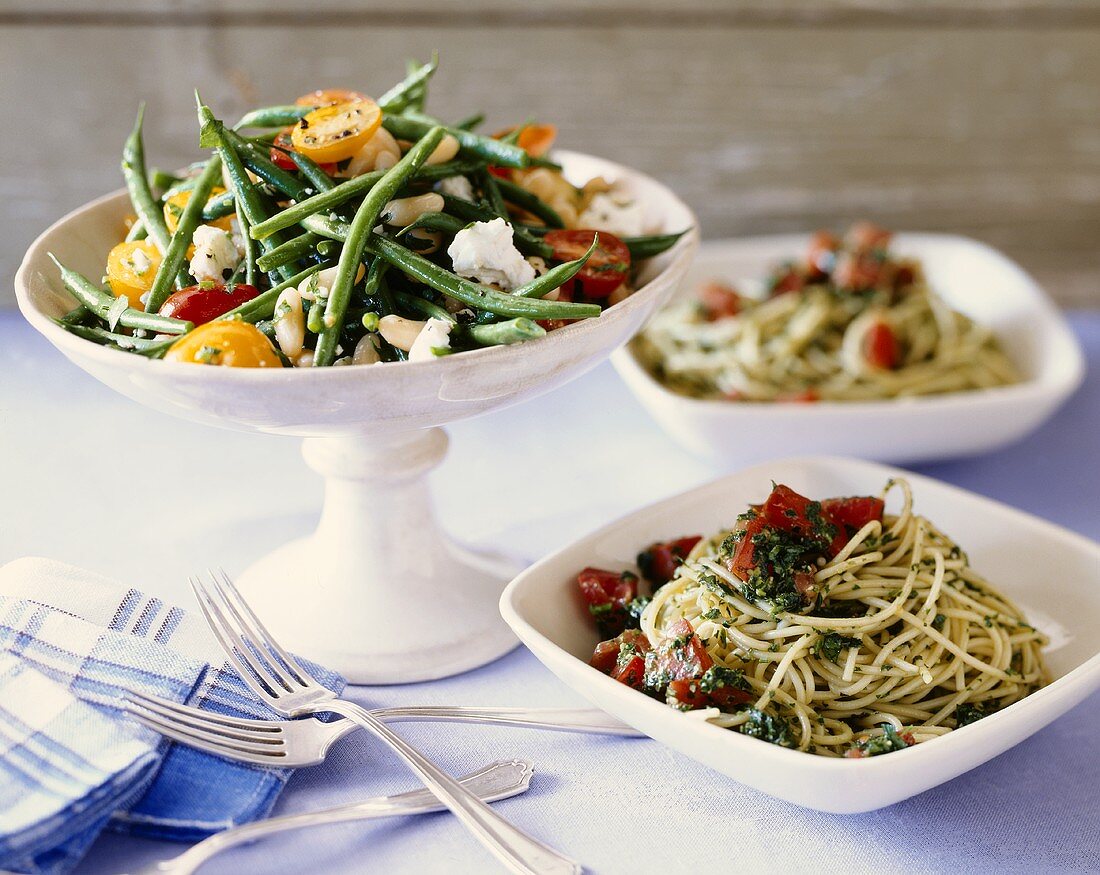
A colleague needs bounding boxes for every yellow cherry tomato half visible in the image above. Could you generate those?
[163,187,232,235]
[290,99,382,165]
[165,321,283,368]
[295,88,369,107]
[106,240,163,310]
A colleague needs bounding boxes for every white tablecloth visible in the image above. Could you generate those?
[2,310,1098,875]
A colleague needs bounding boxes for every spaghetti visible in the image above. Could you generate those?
[633,223,1019,402]
[580,479,1047,757]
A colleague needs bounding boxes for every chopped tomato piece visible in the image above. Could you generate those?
[697,281,742,320]
[727,514,767,581]
[667,677,753,711]
[822,496,885,532]
[833,252,885,292]
[776,389,820,403]
[644,619,713,689]
[863,321,901,369]
[544,230,631,300]
[846,221,893,253]
[590,629,650,674]
[794,571,818,601]
[761,484,818,536]
[610,653,647,689]
[577,566,639,637]
[806,231,840,280]
[893,263,916,290]
[768,265,804,296]
[637,536,702,585]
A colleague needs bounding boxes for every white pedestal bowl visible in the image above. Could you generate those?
[15,150,699,683]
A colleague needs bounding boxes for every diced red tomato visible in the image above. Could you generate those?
[158,283,261,325]
[610,652,647,689]
[821,496,885,533]
[577,567,637,609]
[727,515,766,581]
[269,129,337,175]
[863,321,901,369]
[776,389,820,403]
[893,264,916,290]
[543,230,631,300]
[761,484,818,536]
[846,221,893,253]
[637,536,702,585]
[667,677,753,711]
[590,629,650,674]
[646,619,713,685]
[768,265,805,296]
[806,231,841,281]
[697,281,742,321]
[537,278,577,332]
[834,252,885,292]
[794,571,818,601]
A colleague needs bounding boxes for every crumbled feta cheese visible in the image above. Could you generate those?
[446,218,535,291]
[577,191,646,238]
[128,247,153,276]
[229,218,246,257]
[408,317,453,362]
[438,175,475,202]
[189,225,240,282]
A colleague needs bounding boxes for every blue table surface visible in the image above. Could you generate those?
[0,310,1097,875]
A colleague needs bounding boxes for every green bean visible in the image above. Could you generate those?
[364,235,601,320]
[198,102,295,282]
[466,318,546,346]
[219,262,332,324]
[58,304,91,326]
[60,321,178,354]
[477,169,508,219]
[202,191,236,222]
[286,151,335,193]
[149,168,183,192]
[393,290,453,323]
[221,128,312,201]
[398,211,466,238]
[364,257,396,317]
[306,299,326,334]
[623,231,689,261]
[124,219,148,243]
[233,105,312,131]
[48,254,192,335]
[121,104,172,252]
[314,126,447,366]
[256,231,322,273]
[494,177,564,228]
[144,154,223,312]
[316,239,341,259]
[513,236,598,298]
[454,113,484,132]
[238,209,257,286]
[377,53,437,113]
[248,159,480,241]
[383,113,530,169]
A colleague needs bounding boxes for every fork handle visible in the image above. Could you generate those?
[320,699,581,875]
[374,706,643,736]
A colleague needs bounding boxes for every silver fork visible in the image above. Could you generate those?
[133,759,534,875]
[125,690,641,767]
[189,569,579,875]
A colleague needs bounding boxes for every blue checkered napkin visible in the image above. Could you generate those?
[0,653,159,875]
[0,558,346,856]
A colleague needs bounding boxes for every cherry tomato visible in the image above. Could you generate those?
[158,283,261,326]
[697,281,741,321]
[543,230,631,299]
[863,320,901,369]
[822,496,885,533]
[590,629,650,674]
[291,99,382,164]
[645,619,713,687]
[637,535,702,585]
[295,89,369,107]
[164,188,232,235]
[106,240,162,309]
[269,129,339,175]
[165,321,282,368]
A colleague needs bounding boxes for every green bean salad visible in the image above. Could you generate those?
[50,58,688,368]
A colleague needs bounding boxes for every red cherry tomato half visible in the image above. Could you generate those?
[863,321,902,369]
[544,229,631,300]
[158,283,262,326]
[269,129,338,175]
[697,281,741,321]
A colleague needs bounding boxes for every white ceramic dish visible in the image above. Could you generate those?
[612,235,1085,466]
[15,150,698,684]
[500,456,1100,813]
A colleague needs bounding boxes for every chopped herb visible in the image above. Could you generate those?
[814,632,861,663]
[738,707,795,748]
[955,702,997,727]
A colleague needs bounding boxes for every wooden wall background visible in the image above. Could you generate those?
[3,1,1099,307]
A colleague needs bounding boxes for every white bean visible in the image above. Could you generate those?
[352,333,381,365]
[381,193,444,227]
[295,349,315,368]
[378,314,426,351]
[344,127,401,178]
[406,228,443,254]
[424,134,460,166]
[274,288,305,358]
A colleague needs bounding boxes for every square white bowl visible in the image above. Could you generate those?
[612,235,1085,466]
[500,456,1100,813]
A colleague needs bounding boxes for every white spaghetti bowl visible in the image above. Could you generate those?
[15,150,698,684]
[612,235,1085,467]
[500,456,1100,813]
